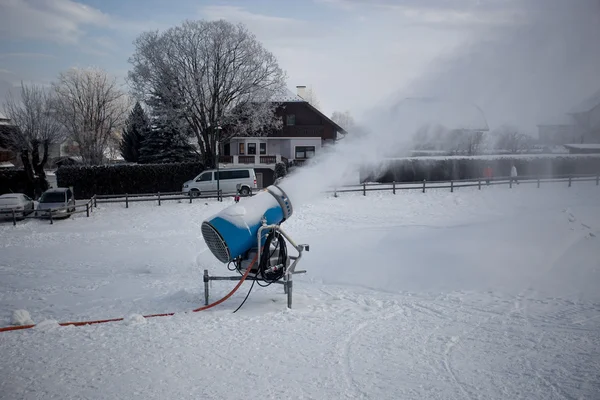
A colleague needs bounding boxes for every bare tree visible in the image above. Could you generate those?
[301,86,321,110]
[128,19,287,168]
[331,110,355,131]
[52,67,129,165]
[2,82,65,194]
[492,125,534,153]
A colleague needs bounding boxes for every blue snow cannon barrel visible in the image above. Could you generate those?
[201,185,293,263]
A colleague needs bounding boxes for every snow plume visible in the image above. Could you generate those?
[396,0,600,134]
[280,0,600,207]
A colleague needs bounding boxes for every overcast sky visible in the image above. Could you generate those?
[1,0,599,132]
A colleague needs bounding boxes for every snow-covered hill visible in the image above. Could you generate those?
[1,184,599,399]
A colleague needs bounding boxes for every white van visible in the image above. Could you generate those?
[182,168,257,197]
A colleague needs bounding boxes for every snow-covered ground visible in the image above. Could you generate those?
[1,183,599,399]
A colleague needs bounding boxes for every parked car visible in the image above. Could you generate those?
[182,168,257,197]
[0,193,35,220]
[36,187,76,218]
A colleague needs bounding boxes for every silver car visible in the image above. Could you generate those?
[0,193,35,220]
[36,187,76,218]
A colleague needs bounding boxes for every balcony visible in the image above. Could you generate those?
[219,154,288,167]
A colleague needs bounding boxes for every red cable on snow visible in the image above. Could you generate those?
[0,256,257,333]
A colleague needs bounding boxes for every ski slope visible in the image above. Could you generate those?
[1,184,599,399]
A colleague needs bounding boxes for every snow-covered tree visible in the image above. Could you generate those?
[120,102,150,163]
[128,19,286,169]
[52,67,129,165]
[138,103,197,164]
[2,82,65,194]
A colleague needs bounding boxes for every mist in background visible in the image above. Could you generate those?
[388,0,600,135]
[281,0,600,206]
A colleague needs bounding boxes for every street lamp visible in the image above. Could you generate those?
[215,125,222,202]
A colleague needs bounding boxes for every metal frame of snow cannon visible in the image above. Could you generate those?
[203,219,309,309]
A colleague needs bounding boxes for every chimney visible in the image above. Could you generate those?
[296,85,306,100]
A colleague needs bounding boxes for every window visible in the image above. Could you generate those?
[295,146,316,159]
[196,172,212,182]
[239,143,245,155]
[215,170,250,180]
[259,143,267,155]
[39,192,66,203]
[286,114,295,126]
[247,143,256,155]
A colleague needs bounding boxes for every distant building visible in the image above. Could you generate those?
[219,86,347,187]
[538,89,600,146]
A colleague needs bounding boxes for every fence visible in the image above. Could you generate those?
[330,173,600,196]
[1,197,95,226]
[3,173,598,225]
[93,190,223,208]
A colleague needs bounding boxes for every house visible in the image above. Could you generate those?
[220,86,347,187]
[538,89,600,146]
[568,88,600,144]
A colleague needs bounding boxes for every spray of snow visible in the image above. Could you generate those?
[280,0,600,207]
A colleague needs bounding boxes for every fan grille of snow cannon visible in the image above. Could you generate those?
[201,222,230,263]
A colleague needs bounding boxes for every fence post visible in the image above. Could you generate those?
[597,174,599,186]
[422,179,426,193]
[478,180,481,190]
[189,193,193,204]
[509,179,512,189]
[568,175,572,188]
[86,203,89,217]
[450,180,454,193]
[363,183,366,196]
[392,181,396,195]
[12,209,16,226]
[537,177,540,188]
[126,194,129,209]
[158,192,161,206]
[94,195,97,208]
[49,209,53,225]
[334,187,338,198]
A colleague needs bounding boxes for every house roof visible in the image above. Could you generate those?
[270,88,306,103]
[269,87,347,134]
[569,89,600,114]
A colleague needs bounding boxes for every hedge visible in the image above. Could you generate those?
[56,162,205,198]
[360,154,600,183]
[0,168,28,196]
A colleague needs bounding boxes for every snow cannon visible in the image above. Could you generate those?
[201,185,293,263]
[200,184,309,309]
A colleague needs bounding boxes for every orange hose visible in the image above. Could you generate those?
[0,256,257,333]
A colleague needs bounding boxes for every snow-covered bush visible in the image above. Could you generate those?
[56,162,205,198]
[274,162,287,181]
